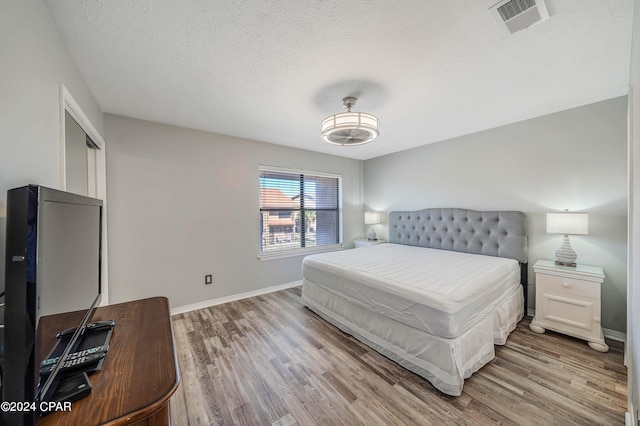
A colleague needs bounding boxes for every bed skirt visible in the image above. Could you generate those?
[301,279,523,396]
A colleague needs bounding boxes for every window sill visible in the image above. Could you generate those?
[258,244,344,261]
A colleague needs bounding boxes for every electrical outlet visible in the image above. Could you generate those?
[205,274,213,285]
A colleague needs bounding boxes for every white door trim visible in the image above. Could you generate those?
[59,84,109,305]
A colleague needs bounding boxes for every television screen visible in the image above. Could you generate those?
[2,185,103,424]
[37,198,101,318]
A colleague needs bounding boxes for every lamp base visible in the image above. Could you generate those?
[555,235,577,266]
[367,225,377,241]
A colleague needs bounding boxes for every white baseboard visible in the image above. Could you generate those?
[604,328,627,342]
[171,280,302,315]
[625,408,637,426]
[526,309,626,342]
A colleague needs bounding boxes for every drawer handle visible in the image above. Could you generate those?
[562,282,569,288]
[594,317,601,323]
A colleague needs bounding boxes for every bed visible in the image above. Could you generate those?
[301,208,528,396]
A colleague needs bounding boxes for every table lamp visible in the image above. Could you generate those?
[364,211,381,241]
[546,210,588,267]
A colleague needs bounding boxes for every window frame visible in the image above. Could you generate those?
[258,165,343,261]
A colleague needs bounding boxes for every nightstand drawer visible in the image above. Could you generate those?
[538,291,600,340]
[536,273,600,299]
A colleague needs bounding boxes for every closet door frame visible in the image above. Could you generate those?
[59,83,109,305]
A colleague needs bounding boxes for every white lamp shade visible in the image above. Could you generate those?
[546,212,589,235]
[364,211,381,225]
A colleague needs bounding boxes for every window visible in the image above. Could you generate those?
[259,166,342,257]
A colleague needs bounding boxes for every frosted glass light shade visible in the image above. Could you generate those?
[546,212,588,235]
[321,112,379,146]
[364,211,381,225]
[322,97,379,146]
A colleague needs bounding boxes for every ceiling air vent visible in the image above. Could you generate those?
[489,0,550,34]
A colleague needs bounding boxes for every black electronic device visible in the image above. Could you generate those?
[49,372,92,405]
[56,320,115,339]
[41,345,109,367]
[39,323,114,383]
[39,352,106,378]
[2,185,104,425]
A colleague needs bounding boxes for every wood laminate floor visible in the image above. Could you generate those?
[169,286,627,425]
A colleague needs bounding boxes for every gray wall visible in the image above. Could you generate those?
[104,114,363,309]
[0,0,103,291]
[364,96,628,333]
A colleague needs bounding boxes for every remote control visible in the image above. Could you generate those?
[41,345,109,367]
[39,352,106,377]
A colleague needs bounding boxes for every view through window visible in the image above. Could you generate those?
[259,167,342,254]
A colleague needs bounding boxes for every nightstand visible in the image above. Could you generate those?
[530,259,608,352]
[354,239,386,248]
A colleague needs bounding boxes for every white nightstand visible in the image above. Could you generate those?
[354,239,386,248]
[530,259,608,352]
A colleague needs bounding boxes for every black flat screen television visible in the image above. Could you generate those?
[2,185,103,424]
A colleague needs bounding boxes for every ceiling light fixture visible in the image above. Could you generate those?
[321,97,379,146]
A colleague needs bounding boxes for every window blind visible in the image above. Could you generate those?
[259,167,341,254]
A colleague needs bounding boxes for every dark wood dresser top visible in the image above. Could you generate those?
[37,297,179,426]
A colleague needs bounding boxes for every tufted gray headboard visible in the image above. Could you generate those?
[389,208,528,264]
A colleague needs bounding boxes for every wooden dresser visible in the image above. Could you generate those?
[37,297,179,425]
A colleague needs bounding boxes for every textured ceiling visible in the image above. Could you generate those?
[43,0,633,160]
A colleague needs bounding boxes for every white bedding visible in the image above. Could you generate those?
[301,243,524,396]
[302,243,521,338]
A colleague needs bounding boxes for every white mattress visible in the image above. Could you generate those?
[302,243,521,338]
